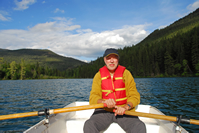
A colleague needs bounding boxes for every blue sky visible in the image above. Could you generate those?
[0,0,199,62]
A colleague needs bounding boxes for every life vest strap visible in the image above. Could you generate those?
[103,97,127,102]
[101,76,109,80]
[114,77,123,80]
[101,76,123,80]
[102,88,126,96]
[115,88,126,91]
[102,90,113,96]
[115,97,127,102]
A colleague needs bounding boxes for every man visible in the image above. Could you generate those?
[84,48,146,133]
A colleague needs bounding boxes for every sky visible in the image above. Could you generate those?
[0,0,199,62]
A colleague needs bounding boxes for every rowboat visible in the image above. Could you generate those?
[24,101,188,133]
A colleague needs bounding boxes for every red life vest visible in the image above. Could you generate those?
[99,65,127,105]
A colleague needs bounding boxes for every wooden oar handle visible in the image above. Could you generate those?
[0,111,38,121]
[52,103,106,114]
[0,103,107,121]
[122,110,199,126]
[113,109,177,122]
[190,119,199,125]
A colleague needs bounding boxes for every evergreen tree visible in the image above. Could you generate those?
[0,57,3,70]
[191,30,199,71]
[0,57,3,64]
[174,63,182,75]
[195,61,199,76]
[20,59,26,80]
[164,51,175,76]
[0,57,3,79]
[154,62,160,76]
[33,68,37,79]
[9,61,17,80]
[182,59,188,76]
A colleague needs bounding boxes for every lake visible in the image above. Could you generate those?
[0,77,199,133]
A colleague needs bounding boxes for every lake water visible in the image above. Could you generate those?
[0,77,199,133]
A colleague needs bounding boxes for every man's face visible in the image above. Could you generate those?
[104,54,119,73]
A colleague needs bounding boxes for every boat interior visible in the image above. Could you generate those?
[24,102,188,133]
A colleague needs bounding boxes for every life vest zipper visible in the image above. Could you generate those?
[111,75,117,103]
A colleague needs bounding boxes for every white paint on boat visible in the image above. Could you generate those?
[24,101,188,133]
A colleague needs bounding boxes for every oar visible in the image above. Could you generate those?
[0,103,106,121]
[0,103,199,126]
[117,110,199,125]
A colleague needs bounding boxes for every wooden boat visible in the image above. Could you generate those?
[24,101,188,133]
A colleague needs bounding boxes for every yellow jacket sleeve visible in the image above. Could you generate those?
[123,69,140,108]
[89,71,102,105]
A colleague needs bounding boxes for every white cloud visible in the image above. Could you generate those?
[0,11,11,21]
[159,25,167,29]
[42,1,45,4]
[14,0,36,10]
[0,14,10,21]
[187,0,199,12]
[0,18,149,61]
[52,17,68,21]
[54,8,65,13]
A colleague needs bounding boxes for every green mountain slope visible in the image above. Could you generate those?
[0,49,86,71]
[139,8,199,46]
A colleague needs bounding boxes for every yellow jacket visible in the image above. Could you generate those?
[89,68,140,111]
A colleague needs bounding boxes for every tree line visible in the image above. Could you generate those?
[0,58,66,80]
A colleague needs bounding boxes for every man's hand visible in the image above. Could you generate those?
[104,99,116,108]
[114,106,126,116]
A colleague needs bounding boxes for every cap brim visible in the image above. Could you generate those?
[104,53,119,57]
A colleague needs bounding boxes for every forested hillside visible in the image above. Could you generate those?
[0,49,86,80]
[0,49,86,71]
[139,8,199,46]
[64,8,199,78]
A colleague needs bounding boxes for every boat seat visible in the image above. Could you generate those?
[66,117,163,133]
[66,117,126,133]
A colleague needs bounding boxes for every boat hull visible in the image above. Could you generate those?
[24,102,188,133]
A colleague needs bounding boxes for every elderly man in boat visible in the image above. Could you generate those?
[84,48,146,133]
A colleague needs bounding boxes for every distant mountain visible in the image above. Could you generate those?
[0,49,86,71]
